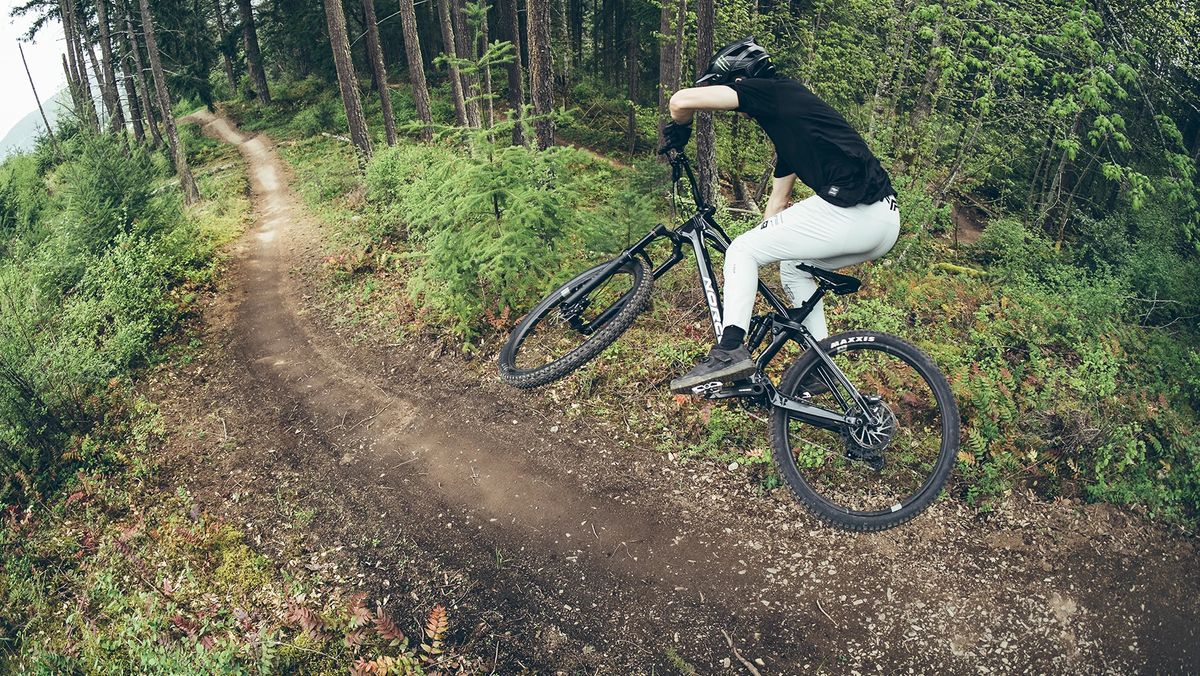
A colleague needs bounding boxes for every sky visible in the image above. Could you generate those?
[1,0,68,139]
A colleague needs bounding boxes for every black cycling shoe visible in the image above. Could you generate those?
[670,345,757,394]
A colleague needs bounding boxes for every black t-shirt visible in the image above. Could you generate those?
[728,76,893,207]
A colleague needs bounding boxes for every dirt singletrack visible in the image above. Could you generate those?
[170,109,1199,673]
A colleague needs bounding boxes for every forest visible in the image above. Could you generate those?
[1,0,1198,670]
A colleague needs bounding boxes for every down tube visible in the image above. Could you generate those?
[688,229,725,340]
[702,227,794,316]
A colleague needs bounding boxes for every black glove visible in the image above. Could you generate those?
[660,121,692,153]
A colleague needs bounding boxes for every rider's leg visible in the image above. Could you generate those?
[671,194,898,393]
[778,196,899,339]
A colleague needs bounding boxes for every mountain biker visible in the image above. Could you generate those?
[662,37,900,395]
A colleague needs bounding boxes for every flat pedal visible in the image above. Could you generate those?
[690,380,724,396]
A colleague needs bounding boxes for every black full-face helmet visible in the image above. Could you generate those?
[695,37,776,86]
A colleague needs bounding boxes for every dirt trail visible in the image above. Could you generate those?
[176,110,1199,673]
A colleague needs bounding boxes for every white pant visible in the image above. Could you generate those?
[722,194,900,340]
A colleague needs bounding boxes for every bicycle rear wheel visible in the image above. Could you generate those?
[498,258,652,388]
[768,330,959,531]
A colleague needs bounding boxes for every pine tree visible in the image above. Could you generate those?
[361,0,397,146]
[138,0,200,203]
[237,0,271,104]
[396,0,433,141]
[322,0,373,160]
[525,0,554,149]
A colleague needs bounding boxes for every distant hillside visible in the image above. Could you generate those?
[0,88,71,160]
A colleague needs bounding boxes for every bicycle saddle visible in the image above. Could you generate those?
[795,263,862,295]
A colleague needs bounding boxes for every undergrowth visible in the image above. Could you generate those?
[224,84,1200,528]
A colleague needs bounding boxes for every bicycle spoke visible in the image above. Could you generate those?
[785,346,945,515]
[511,267,641,373]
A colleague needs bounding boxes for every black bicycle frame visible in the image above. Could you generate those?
[561,151,878,431]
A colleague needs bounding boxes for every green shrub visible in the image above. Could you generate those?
[289,99,339,137]
[365,140,648,339]
[60,135,171,258]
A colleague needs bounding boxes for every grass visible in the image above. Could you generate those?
[220,83,1200,528]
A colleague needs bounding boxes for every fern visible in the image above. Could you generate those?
[420,604,448,662]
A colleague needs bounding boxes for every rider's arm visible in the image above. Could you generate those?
[763,173,796,218]
[669,86,740,123]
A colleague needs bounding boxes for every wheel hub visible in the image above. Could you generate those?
[844,396,896,469]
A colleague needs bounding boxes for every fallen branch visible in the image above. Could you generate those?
[721,629,762,676]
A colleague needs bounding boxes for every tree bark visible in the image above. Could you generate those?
[212,0,239,92]
[625,15,638,154]
[94,0,128,135]
[525,0,555,149]
[499,0,526,145]
[138,0,200,203]
[58,0,82,115]
[237,0,271,104]
[361,0,397,145]
[19,42,59,155]
[61,55,81,122]
[568,0,582,70]
[323,0,373,161]
[64,0,101,130]
[693,0,717,204]
[436,0,470,126]
[554,0,570,89]
[122,0,163,148]
[85,39,114,120]
[477,0,494,129]
[656,0,684,152]
[450,0,481,127]
[114,9,145,144]
[397,0,433,140]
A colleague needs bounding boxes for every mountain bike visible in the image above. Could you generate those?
[497,149,959,531]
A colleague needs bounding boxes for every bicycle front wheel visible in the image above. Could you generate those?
[498,258,652,388]
[769,330,959,531]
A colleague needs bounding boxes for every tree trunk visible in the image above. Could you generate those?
[730,114,750,207]
[554,0,570,89]
[123,0,163,148]
[477,0,494,129]
[94,0,128,135]
[525,0,555,149]
[911,21,943,130]
[19,42,59,155]
[64,0,101,130]
[500,0,526,145]
[323,0,373,160]
[114,9,146,144]
[138,0,200,203]
[86,41,115,130]
[657,0,684,153]
[237,0,271,104]
[437,0,470,126]
[61,55,81,122]
[669,0,684,91]
[693,0,717,204]
[625,16,638,154]
[57,0,86,122]
[213,0,239,92]
[568,0,582,69]
[84,26,122,131]
[361,0,397,145]
[451,0,481,127]
[397,0,433,141]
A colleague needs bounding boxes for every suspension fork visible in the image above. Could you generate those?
[560,223,673,309]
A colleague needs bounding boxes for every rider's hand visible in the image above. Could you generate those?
[660,121,692,153]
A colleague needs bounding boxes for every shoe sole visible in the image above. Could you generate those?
[669,362,758,395]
